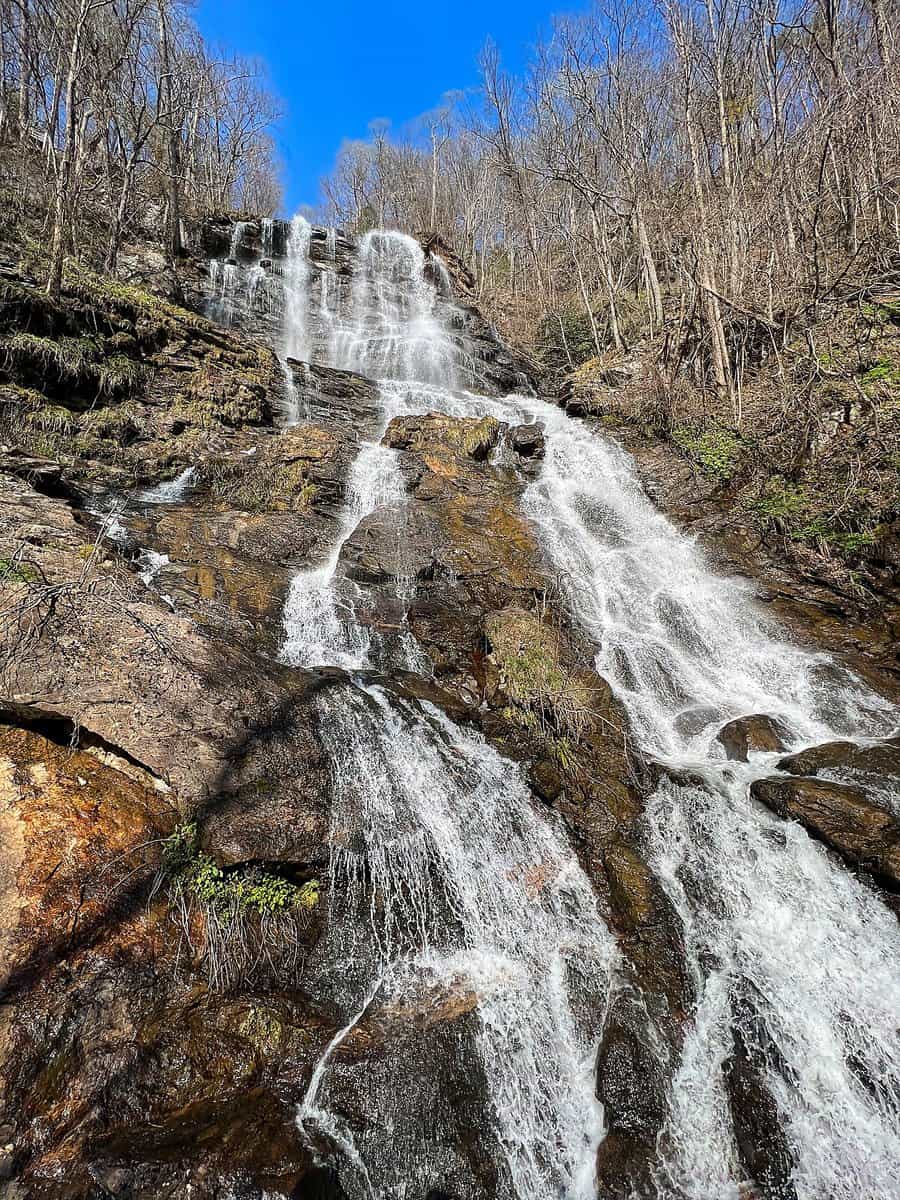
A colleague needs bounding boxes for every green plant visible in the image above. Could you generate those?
[751,479,811,523]
[160,823,321,917]
[24,403,78,436]
[862,298,900,327]
[750,480,879,558]
[672,423,744,481]
[0,557,36,585]
[860,358,899,393]
[157,822,322,991]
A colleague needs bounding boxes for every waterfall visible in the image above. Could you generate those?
[135,465,196,504]
[429,250,453,297]
[513,406,900,1198]
[273,222,614,1198]
[330,230,460,387]
[313,685,614,1199]
[283,214,314,364]
[239,212,900,1198]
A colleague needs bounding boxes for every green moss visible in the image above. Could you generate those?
[62,261,206,333]
[24,403,78,436]
[671,423,744,480]
[0,557,36,585]
[3,331,96,378]
[201,457,315,512]
[238,1005,286,1050]
[860,358,900,394]
[81,401,142,440]
[455,416,500,459]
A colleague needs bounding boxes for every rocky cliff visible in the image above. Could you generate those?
[0,224,898,1200]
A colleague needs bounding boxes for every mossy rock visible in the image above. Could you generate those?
[486,606,598,738]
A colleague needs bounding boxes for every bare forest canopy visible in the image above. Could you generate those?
[0,0,283,296]
[321,0,899,405]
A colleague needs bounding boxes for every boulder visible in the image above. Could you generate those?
[777,736,900,781]
[384,412,501,461]
[750,776,900,888]
[716,714,791,761]
[508,423,545,459]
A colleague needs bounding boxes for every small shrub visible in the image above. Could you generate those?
[750,479,880,559]
[672,423,744,480]
[487,607,597,740]
[157,823,321,991]
[535,308,598,374]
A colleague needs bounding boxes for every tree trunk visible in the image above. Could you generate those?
[47,4,87,300]
[157,1,182,260]
[106,158,136,273]
[634,200,663,331]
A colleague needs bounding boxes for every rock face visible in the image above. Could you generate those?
[594,989,674,1199]
[751,775,900,890]
[716,714,791,760]
[0,726,325,1196]
[2,220,898,1200]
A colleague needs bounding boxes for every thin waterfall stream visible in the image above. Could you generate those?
[204,221,900,1200]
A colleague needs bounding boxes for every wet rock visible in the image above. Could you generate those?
[295,1166,348,1200]
[601,838,693,1016]
[0,447,73,500]
[595,989,671,1198]
[750,776,900,889]
[285,359,381,436]
[673,704,721,740]
[529,757,564,803]
[716,714,791,761]
[508,423,545,459]
[0,724,336,1195]
[777,736,900,781]
[724,989,798,1200]
[419,233,477,296]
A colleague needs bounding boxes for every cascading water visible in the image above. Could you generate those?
[330,230,460,387]
[135,465,197,505]
[283,214,314,364]
[513,409,900,1198]
[275,226,615,1198]
[261,215,900,1198]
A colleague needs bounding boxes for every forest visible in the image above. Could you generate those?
[0,0,282,293]
[322,1,898,402]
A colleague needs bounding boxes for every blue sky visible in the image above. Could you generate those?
[195,0,576,216]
